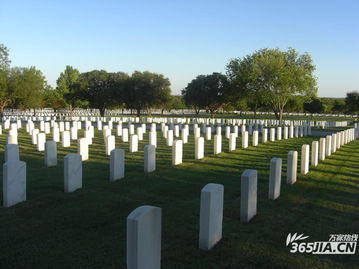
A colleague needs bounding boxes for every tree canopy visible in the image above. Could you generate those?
[124,71,171,116]
[182,72,229,117]
[345,91,359,114]
[227,48,317,121]
[56,65,81,109]
[0,44,11,70]
[70,70,128,116]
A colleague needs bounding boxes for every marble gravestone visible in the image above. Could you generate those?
[127,206,161,269]
[3,160,26,207]
[64,153,82,193]
[110,149,125,181]
[240,169,257,222]
[199,183,224,251]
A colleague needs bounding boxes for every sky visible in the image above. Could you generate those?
[0,0,358,97]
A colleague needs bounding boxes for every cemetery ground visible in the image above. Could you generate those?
[0,128,358,269]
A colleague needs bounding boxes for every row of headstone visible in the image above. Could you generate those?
[124,127,358,268]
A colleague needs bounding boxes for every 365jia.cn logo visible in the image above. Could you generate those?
[286,233,357,254]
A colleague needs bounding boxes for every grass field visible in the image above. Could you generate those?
[0,127,358,269]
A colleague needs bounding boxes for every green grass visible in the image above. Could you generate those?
[0,127,358,269]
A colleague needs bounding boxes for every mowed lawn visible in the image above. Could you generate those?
[0,127,358,269]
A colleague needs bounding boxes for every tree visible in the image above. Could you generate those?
[332,99,346,113]
[0,69,11,116]
[285,96,305,113]
[124,71,171,116]
[42,85,66,111]
[182,72,229,117]
[226,54,265,117]
[345,91,359,114]
[8,67,46,110]
[303,98,325,114]
[227,48,317,121]
[71,70,128,116]
[0,44,11,70]
[56,66,82,109]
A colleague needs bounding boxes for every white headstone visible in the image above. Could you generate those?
[276,127,282,140]
[71,126,78,140]
[137,127,143,141]
[325,135,332,156]
[242,131,248,148]
[301,144,310,175]
[206,127,212,140]
[130,135,139,153]
[64,153,82,193]
[172,140,183,165]
[45,141,57,167]
[166,130,173,146]
[311,141,318,167]
[127,206,161,269]
[319,138,326,161]
[106,135,116,156]
[240,169,257,222]
[144,145,156,173]
[3,160,26,207]
[149,131,157,148]
[270,128,275,142]
[32,129,40,144]
[283,126,288,139]
[52,127,60,142]
[62,131,71,147]
[195,137,204,160]
[110,149,125,181]
[122,128,129,142]
[268,158,282,200]
[77,138,89,161]
[262,128,268,143]
[287,151,297,184]
[252,130,258,146]
[214,135,222,155]
[229,133,236,151]
[199,183,224,251]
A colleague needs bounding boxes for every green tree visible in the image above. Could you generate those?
[71,70,128,116]
[124,71,171,116]
[56,65,81,109]
[285,96,305,113]
[226,54,265,117]
[8,67,46,110]
[332,99,346,113]
[227,48,317,121]
[0,44,11,70]
[0,69,11,116]
[303,98,325,114]
[345,91,359,114]
[42,85,66,111]
[182,72,229,117]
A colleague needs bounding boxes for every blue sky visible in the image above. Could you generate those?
[1,0,358,97]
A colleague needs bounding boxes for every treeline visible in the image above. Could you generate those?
[1,43,359,118]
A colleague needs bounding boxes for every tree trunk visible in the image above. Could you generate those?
[161,109,164,115]
[274,110,280,120]
[136,108,141,117]
[99,108,106,117]
[0,106,4,119]
[279,108,283,122]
